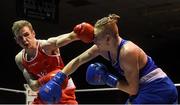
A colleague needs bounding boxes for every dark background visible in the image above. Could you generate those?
[0,0,179,104]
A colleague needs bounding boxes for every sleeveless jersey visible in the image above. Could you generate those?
[108,40,177,104]
[22,41,77,104]
[108,39,158,78]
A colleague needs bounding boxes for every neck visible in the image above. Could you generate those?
[107,36,122,64]
[109,36,121,53]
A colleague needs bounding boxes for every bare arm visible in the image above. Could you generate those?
[42,22,94,51]
[15,52,40,91]
[61,45,100,76]
[42,31,79,51]
[116,43,141,95]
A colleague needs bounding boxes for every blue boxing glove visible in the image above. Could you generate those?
[38,72,67,104]
[86,63,118,87]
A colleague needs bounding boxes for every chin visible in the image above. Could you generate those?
[24,45,31,49]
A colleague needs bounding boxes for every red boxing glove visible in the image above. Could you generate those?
[38,70,68,89]
[73,22,94,43]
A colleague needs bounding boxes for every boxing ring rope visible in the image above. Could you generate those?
[0,83,180,104]
[0,87,26,93]
[1,83,180,93]
[77,83,180,92]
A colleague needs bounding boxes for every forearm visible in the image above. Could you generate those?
[61,49,97,76]
[28,79,41,91]
[55,32,79,47]
[116,80,138,95]
[22,70,40,91]
[61,58,81,76]
[46,32,79,49]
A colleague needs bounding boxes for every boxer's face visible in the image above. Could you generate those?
[93,28,109,49]
[93,28,102,44]
[15,26,36,49]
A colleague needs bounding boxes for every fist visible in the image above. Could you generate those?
[73,22,94,43]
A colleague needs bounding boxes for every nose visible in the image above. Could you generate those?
[22,36,27,42]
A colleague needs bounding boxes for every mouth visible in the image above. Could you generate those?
[23,43,29,47]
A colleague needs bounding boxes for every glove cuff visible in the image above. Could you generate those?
[53,72,67,85]
[106,74,118,87]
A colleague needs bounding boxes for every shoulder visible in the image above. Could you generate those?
[15,50,24,71]
[37,39,50,50]
[38,39,60,55]
[120,41,143,63]
[122,41,141,55]
[15,50,23,62]
[37,39,48,47]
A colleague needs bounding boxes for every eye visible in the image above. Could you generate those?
[23,32,30,37]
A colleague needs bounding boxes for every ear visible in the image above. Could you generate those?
[106,35,111,45]
[32,30,36,37]
[14,37,19,44]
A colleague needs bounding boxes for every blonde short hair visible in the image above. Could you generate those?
[94,14,120,37]
[95,14,120,28]
[12,20,33,36]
